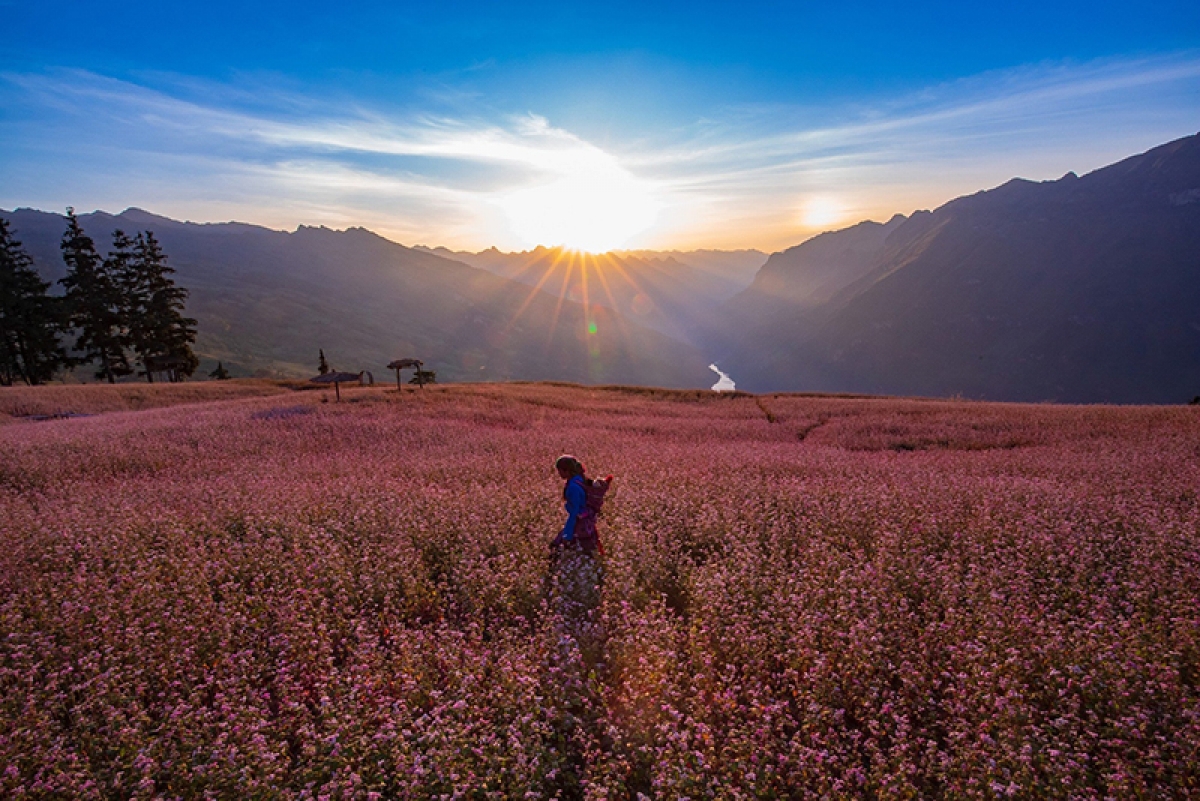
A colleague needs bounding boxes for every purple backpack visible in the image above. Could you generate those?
[572,475,613,553]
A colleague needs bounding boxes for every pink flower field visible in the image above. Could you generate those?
[2,382,1198,798]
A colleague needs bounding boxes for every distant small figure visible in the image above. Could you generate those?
[552,454,613,556]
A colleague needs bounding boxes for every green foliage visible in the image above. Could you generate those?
[209,361,231,380]
[59,209,131,383]
[0,218,69,385]
[410,369,436,384]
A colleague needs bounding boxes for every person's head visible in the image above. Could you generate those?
[555,454,585,480]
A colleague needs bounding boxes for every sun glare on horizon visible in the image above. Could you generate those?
[500,152,662,253]
[800,196,846,230]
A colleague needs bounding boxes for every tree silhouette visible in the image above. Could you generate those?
[128,231,197,382]
[59,209,130,383]
[318,348,331,375]
[0,218,68,385]
[210,361,231,380]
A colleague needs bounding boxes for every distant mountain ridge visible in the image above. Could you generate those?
[415,246,765,345]
[717,132,1200,403]
[1,208,715,387]
[6,133,1199,401]
[739,214,908,308]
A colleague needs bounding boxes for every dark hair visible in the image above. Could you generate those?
[554,455,585,477]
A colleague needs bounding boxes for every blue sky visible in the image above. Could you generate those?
[2,1,1198,250]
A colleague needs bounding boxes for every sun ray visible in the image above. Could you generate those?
[597,250,656,317]
[590,252,638,347]
[544,249,578,353]
[507,248,561,281]
[580,252,592,328]
[578,254,602,380]
[505,248,569,331]
[591,253,625,316]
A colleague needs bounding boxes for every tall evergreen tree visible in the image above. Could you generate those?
[318,348,331,375]
[59,209,131,383]
[0,218,68,385]
[106,228,141,327]
[129,231,197,382]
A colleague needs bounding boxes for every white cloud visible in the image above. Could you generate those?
[2,52,1199,250]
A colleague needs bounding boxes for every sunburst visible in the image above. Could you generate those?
[500,153,662,253]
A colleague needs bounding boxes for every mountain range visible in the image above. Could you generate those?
[718,132,1200,403]
[0,209,717,388]
[4,132,1199,402]
[417,246,765,344]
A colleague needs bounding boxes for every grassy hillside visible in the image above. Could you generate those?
[0,379,299,421]
[2,383,1198,796]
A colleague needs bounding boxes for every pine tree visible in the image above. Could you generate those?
[209,361,230,380]
[106,228,141,329]
[59,209,131,383]
[0,218,69,385]
[318,348,331,375]
[129,231,197,382]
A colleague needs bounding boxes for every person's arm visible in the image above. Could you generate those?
[559,479,587,542]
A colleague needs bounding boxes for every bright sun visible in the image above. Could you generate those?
[501,153,661,253]
[801,196,845,230]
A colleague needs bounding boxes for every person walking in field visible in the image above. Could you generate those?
[549,454,613,664]
[552,454,611,556]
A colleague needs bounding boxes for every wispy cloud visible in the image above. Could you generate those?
[639,54,1200,185]
[2,53,1198,250]
[627,53,1200,246]
[4,70,593,180]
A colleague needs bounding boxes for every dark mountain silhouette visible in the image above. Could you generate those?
[1,208,714,386]
[719,133,1200,403]
[417,246,764,346]
[735,214,908,308]
[7,134,1199,400]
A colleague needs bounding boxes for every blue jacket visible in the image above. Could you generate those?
[560,475,587,542]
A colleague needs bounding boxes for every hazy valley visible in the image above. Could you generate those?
[4,133,1199,402]
[2,209,719,389]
